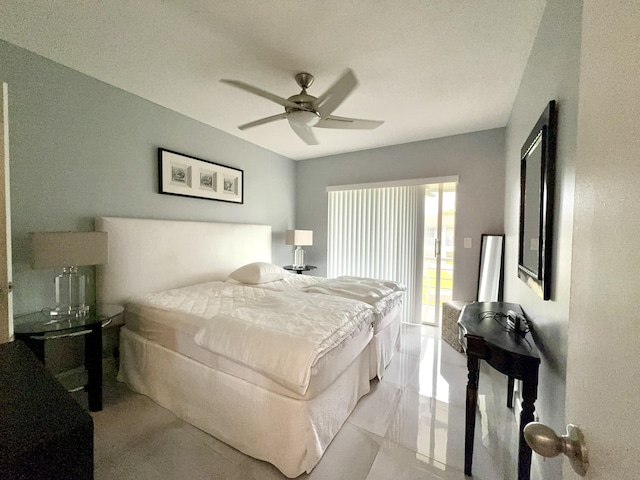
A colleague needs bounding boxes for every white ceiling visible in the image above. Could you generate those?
[0,1,546,161]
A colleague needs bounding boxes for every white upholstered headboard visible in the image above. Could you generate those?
[96,217,272,304]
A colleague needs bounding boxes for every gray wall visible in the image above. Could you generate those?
[295,128,506,303]
[503,0,582,478]
[0,39,295,316]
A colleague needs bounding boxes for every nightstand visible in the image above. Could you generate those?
[283,265,317,274]
[13,304,124,412]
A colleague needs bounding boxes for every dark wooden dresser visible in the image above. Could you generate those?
[0,340,94,479]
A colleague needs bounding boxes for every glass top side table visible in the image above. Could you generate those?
[14,304,124,412]
[283,265,317,274]
[14,304,123,337]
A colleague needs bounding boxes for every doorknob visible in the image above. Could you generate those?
[523,422,589,476]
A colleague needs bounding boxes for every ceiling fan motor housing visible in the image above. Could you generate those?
[286,92,320,126]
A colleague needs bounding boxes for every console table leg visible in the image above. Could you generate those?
[518,377,538,480]
[465,353,480,476]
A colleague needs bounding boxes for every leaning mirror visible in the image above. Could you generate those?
[477,234,504,302]
[518,100,557,300]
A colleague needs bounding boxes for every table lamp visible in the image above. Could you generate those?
[30,231,108,317]
[285,229,313,268]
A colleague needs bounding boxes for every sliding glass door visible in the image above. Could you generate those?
[327,176,457,325]
[422,182,457,326]
[327,185,424,324]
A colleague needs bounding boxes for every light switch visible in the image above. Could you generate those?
[464,237,472,249]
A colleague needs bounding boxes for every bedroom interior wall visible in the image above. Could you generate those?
[295,128,505,303]
[502,0,582,478]
[0,39,296,319]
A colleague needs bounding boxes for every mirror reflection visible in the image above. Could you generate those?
[521,134,542,275]
[477,234,504,302]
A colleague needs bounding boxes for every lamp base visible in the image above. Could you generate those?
[293,246,305,268]
[53,267,89,318]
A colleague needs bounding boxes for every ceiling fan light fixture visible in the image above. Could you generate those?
[287,109,321,127]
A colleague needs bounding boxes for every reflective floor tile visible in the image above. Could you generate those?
[366,440,466,480]
[385,387,466,471]
[303,423,382,480]
[379,351,420,388]
[347,378,402,437]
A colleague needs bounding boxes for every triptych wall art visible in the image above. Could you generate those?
[158,148,244,204]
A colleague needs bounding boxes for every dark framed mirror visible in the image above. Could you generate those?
[477,234,504,302]
[518,100,557,300]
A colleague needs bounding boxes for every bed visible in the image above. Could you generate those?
[95,216,401,477]
[230,269,405,379]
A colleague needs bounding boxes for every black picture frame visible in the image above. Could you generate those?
[518,100,557,300]
[158,148,244,204]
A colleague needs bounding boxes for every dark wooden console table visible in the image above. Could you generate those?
[458,302,540,480]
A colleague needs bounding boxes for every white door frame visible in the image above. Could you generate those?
[0,82,13,343]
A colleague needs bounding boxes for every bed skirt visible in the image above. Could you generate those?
[369,305,402,379]
[117,327,371,477]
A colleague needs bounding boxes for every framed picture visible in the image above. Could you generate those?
[158,148,243,204]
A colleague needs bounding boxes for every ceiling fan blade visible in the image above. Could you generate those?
[315,115,384,130]
[288,120,318,145]
[313,69,358,119]
[238,113,287,130]
[220,79,304,110]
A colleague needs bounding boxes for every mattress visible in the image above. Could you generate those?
[124,281,373,400]
[242,273,405,331]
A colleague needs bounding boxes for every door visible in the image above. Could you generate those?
[422,182,456,326]
[562,3,640,478]
[0,82,13,344]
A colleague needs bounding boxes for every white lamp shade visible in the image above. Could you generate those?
[30,231,108,269]
[285,230,313,246]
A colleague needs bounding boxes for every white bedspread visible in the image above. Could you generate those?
[247,275,405,317]
[193,291,372,395]
[299,276,405,304]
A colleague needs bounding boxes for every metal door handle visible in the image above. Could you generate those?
[523,422,589,476]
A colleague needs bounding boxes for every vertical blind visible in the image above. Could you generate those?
[327,185,424,324]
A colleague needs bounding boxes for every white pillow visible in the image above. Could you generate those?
[228,262,284,284]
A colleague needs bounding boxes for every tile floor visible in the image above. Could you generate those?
[91,324,521,479]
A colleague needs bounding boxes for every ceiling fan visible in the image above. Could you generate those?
[220,69,384,145]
